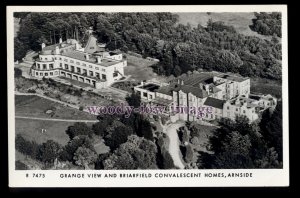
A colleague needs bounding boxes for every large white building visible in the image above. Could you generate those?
[30,35,127,88]
[134,72,277,123]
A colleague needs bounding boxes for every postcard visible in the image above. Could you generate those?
[7,5,289,187]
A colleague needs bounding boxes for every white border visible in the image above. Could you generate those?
[7,5,289,187]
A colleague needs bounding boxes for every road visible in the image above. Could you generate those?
[15,116,98,123]
[161,121,185,169]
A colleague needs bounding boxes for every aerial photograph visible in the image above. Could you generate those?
[13,12,283,170]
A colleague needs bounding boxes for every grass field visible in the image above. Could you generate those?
[176,12,272,40]
[250,78,282,98]
[15,118,73,145]
[15,95,97,120]
[124,54,168,82]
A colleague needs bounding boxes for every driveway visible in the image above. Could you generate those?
[161,121,185,169]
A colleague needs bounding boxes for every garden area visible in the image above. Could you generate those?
[177,122,217,169]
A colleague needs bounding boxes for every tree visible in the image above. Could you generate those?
[60,135,95,162]
[125,92,141,108]
[162,150,175,169]
[66,122,93,140]
[103,135,157,169]
[105,125,133,151]
[73,146,98,169]
[38,140,62,165]
[14,67,23,78]
[184,144,193,163]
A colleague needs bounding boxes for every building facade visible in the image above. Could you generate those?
[30,36,127,89]
[134,72,277,123]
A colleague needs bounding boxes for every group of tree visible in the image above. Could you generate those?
[250,12,282,37]
[198,102,282,168]
[15,12,282,80]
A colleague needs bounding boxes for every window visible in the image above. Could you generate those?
[36,72,38,76]
[95,67,99,70]
[77,68,81,73]
[59,57,62,60]
[45,73,48,76]
[64,59,68,62]
[89,65,93,68]
[37,64,40,69]
[50,72,53,76]
[102,68,105,72]
[55,57,57,60]
[55,71,58,75]
[113,72,118,77]
[40,73,43,76]
[60,63,62,67]
[102,74,106,80]
[143,92,147,97]
[82,63,86,66]
[243,110,246,113]
[45,58,48,60]
[149,95,153,99]
[76,62,80,65]
[70,60,74,63]
[227,106,229,110]
[236,108,238,111]
[43,64,47,69]
[65,64,69,70]
[89,71,94,76]
[96,72,100,78]
[49,64,54,69]
[71,66,75,72]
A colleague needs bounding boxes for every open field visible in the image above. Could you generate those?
[250,78,282,98]
[176,12,272,40]
[15,118,73,145]
[124,54,168,82]
[15,95,97,120]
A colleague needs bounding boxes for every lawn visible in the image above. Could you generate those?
[15,95,97,120]
[124,54,168,82]
[176,12,272,40]
[250,78,282,98]
[15,118,73,145]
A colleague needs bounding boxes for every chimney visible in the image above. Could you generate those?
[41,43,46,50]
[55,46,60,54]
[59,38,62,44]
[96,56,101,63]
[85,54,89,60]
[199,83,203,89]
[181,80,184,85]
[75,43,79,50]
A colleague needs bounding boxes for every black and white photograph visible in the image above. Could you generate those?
[7,5,289,187]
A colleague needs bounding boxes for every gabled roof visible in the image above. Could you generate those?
[84,35,102,54]
[204,97,225,109]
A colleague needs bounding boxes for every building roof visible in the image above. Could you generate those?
[151,97,173,106]
[61,50,120,67]
[84,35,102,54]
[174,84,209,98]
[42,42,73,52]
[156,83,178,96]
[216,73,249,82]
[204,97,225,109]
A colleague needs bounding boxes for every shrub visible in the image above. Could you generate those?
[14,68,22,78]
[79,106,84,111]
[184,144,194,163]
[191,136,200,146]
[162,150,175,169]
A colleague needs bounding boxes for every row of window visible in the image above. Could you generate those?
[62,64,107,80]
[36,63,54,70]
[62,58,105,71]
[35,71,58,77]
